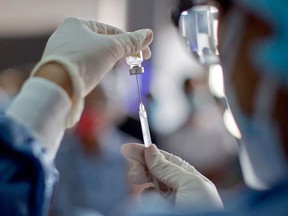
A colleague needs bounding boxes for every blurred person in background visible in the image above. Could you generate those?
[50,84,140,216]
[160,75,241,190]
[121,0,288,215]
[0,64,31,111]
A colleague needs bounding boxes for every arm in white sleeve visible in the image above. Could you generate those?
[6,77,72,163]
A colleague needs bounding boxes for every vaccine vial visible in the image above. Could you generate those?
[126,51,145,75]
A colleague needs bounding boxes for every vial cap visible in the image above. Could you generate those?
[129,66,144,75]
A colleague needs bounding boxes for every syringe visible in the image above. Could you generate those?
[126,52,160,190]
[126,52,153,147]
[133,70,153,147]
[139,101,152,147]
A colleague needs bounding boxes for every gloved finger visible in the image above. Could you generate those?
[161,151,211,183]
[142,47,152,60]
[121,143,146,164]
[121,143,152,184]
[159,149,197,173]
[95,22,124,34]
[128,162,151,184]
[87,20,125,35]
[69,18,152,60]
[97,24,152,59]
[121,143,183,167]
[144,145,207,189]
[85,20,152,59]
[122,143,197,174]
[112,29,153,60]
[131,29,153,59]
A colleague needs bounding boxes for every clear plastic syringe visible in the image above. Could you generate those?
[126,51,159,191]
[126,51,153,147]
[139,102,152,147]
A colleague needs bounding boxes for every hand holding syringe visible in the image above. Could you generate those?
[126,51,160,189]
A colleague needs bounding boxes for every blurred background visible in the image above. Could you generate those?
[0,1,243,215]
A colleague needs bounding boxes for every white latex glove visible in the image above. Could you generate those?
[121,143,223,210]
[31,17,153,127]
[7,18,153,163]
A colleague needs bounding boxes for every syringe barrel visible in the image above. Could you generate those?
[139,103,160,191]
[139,103,152,147]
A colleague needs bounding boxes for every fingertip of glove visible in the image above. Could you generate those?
[134,29,153,44]
[144,29,153,40]
[146,144,158,154]
[142,48,152,60]
[145,144,162,168]
[144,29,154,45]
[120,143,131,157]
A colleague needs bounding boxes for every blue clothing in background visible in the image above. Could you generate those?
[51,127,134,216]
[0,114,56,216]
[225,177,288,216]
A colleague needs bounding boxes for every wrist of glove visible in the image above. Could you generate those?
[121,143,223,210]
[6,78,71,163]
[31,17,153,127]
[31,56,84,127]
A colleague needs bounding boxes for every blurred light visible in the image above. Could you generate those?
[181,11,189,16]
[223,108,241,139]
[213,20,219,55]
[208,64,224,98]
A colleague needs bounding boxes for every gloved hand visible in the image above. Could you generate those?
[31,17,153,127]
[121,143,223,210]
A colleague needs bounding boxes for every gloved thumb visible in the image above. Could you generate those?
[112,29,153,60]
[145,145,224,209]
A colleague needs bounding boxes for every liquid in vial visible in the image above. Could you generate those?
[126,51,144,75]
